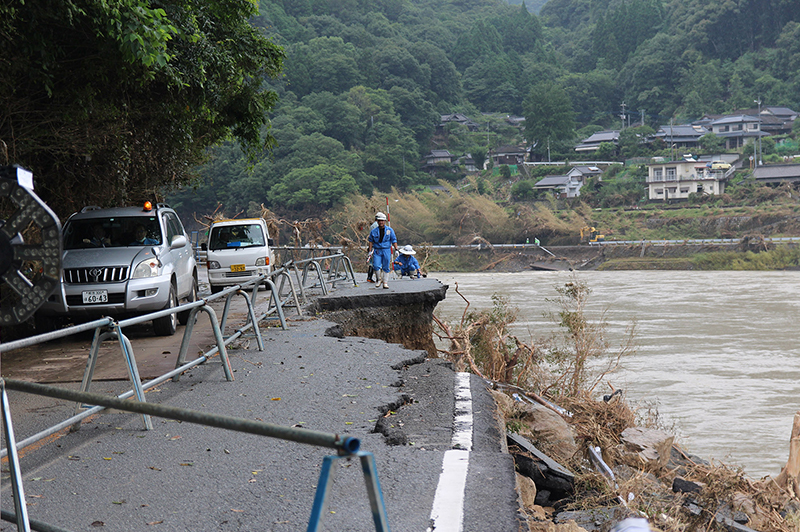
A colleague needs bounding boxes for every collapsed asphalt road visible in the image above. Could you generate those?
[1,276,522,531]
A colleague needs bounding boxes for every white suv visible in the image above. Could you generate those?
[36,202,198,335]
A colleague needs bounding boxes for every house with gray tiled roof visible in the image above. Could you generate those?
[575,130,620,153]
[438,113,481,132]
[655,124,709,149]
[491,145,526,165]
[709,115,767,151]
[752,163,800,185]
[422,150,455,174]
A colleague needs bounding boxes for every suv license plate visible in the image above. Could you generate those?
[82,290,108,304]
[230,264,246,272]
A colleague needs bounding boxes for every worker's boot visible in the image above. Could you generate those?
[374,270,384,289]
[382,271,389,289]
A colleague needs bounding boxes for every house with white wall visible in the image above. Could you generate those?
[647,157,730,201]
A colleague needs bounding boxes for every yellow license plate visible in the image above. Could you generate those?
[230,264,246,272]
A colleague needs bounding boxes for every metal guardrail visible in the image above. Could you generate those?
[0,252,388,532]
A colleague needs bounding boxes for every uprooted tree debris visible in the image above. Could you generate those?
[434,279,800,532]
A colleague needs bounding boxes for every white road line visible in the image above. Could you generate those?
[427,372,473,532]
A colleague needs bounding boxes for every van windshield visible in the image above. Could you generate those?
[209,224,265,250]
[63,217,162,249]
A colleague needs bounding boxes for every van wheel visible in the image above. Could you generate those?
[178,277,198,325]
[153,284,178,336]
[210,284,223,294]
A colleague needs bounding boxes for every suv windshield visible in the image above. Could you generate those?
[63,217,162,250]
[209,223,265,250]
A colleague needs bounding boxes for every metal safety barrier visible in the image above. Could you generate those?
[0,379,390,532]
[275,248,358,300]
[0,263,389,531]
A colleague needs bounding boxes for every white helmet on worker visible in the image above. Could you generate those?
[375,212,387,221]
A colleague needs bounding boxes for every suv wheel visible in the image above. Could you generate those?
[153,284,178,336]
[178,276,198,325]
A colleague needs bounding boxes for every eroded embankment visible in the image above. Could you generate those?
[306,282,448,357]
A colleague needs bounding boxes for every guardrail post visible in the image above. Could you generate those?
[114,324,153,430]
[263,278,288,328]
[303,260,328,295]
[307,451,390,532]
[278,271,303,315]
[173,304,233,382]
[72,327,117,430]
[238,288,264,350]
[1,379,32,532]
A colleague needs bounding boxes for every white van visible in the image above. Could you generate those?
[202,218,275,293]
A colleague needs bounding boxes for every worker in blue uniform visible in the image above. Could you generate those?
[393,245,422,278]
[367,212,397,289]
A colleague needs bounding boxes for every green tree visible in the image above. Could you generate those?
[270,164,358,209]
[0,0,284,217]
[596,142,617,160]
[523,82,576,159]
[699,133,724,154]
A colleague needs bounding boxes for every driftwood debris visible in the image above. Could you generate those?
[618,427,674,470]
[508,432,575,507]
[775,410,800,495]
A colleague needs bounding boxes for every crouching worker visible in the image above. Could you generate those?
[393,245,422,278]
[367,212,397,289]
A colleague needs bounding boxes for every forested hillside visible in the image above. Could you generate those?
[169,0,800,222]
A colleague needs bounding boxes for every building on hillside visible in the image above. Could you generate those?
[654,124,709,150]
[533,172,588,198]
[574,130,620,154]
[456,153,478,172]
[705,115,768,150]
[533,175,571,198]
[646,157,731,201]
[567,165,603,185]
[720,106,797,136]
[437,113,481,133]
[752,164,800,185]
[491,145,527,165]
[422,149,455,175]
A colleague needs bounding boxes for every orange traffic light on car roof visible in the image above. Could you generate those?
[143,201,152,211]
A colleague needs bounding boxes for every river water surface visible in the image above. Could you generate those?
[431,270,800,478]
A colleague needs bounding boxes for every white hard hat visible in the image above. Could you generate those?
[375,212,387,221]
[399,245,415,255]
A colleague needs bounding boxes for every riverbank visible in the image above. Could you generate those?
[403,240,800,272]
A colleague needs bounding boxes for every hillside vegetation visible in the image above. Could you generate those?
[167,0,800,238]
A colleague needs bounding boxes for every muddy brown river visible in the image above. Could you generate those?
[432,270,800,479]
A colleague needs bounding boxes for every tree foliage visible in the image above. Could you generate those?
[0,0,285,217]
[523,81,576,157]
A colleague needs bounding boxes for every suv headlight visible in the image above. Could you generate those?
[132,258,160,278]
[207,260,221,269]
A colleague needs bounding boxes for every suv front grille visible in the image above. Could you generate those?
[64,266,129,284]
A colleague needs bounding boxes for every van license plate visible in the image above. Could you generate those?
[230,264,246,272]
[82,290,108,304]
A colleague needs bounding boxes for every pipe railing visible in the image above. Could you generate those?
[0,256,389,532]
[1,378,389,532]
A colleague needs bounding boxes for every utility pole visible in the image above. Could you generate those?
[669,117,675,161]
[754,98,762,166]
[620,102,627,130]
[639,109,645,127]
